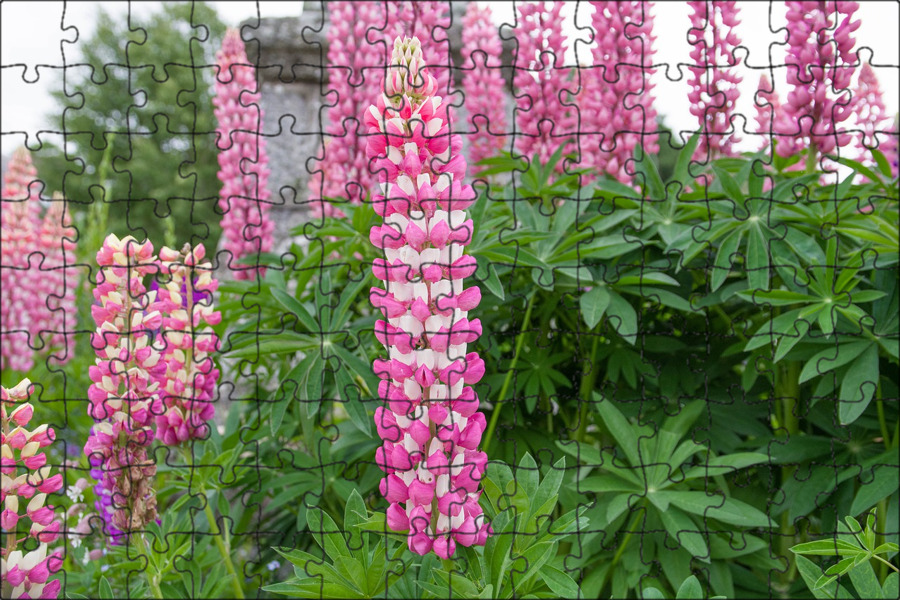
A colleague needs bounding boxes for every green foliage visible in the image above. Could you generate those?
[33,2,227,254]
[792,510,899,599]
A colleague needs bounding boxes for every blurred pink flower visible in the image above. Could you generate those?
[214,28,273,280]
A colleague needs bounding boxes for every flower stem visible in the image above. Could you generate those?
[135,532,163,598]
[575,334,600,444]
[203,496,245,599]
[483,292,535,455]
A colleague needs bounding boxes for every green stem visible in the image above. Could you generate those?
[576,334,601,444]
[873,554,900,574]
[136,532,163,598]
[599,508,644,593]
[778,360,801,586]
[877,498,888,581]
[711,303,748,343]
[483,293,536,455]
[204,497,245,599]
[805,144,819,173]
[875,382,890,450]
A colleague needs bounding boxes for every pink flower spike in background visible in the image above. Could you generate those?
[214,27,273,280]
[584,1,659,183]
[776,1,860,164]
[686,0,742,159]
[1,148,40,374]
[1,379,64,600]
[367,35,491,559]
[754,74,782,151]
[461,3,507,171]
[852,63,891,167]
[514,1,575,171]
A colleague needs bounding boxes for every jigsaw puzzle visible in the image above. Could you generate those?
[1,1,898,598]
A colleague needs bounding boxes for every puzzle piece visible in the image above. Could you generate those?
[1,2,898,599]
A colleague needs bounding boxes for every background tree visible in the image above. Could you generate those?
[34,2,227,258]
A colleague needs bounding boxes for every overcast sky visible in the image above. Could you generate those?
[2,1,898,158]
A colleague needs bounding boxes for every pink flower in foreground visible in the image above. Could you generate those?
[776,1,860,162]
[461,3,508,170]
[154,243,221,446]
[1,148,40,373]
[583,1,659,183]
[367,36,491,559]
[214,28,273,280]
[687,1,742,159]
[514,2,575,170]
[1,379,64,599]
[84,234,160,536]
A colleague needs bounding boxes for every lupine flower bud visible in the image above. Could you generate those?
[687,1,742,159]
[1,379,63,599]
[214,28,273,280]
[582,2,659,183]
[367,36,491,559]
[461,4,508,171]
[83,234,160,541]
[154,243,220,446]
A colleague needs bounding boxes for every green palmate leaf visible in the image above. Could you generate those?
[99,577,114,600]
[848,560,883,600]
[799,341,873,384]
[681,452,769,480]
[885,573,900,600]
[795,554,853,600]
[580,286,611,329]
[675,575,704,599]
[839,344,879,425]
[641,587,666,600]
[791,539,866,556]
[659,505,709,562]
[539,565,580,598]
[308,508,351,562]
[673,133,701,184]
[606,291,638,344]
[712,229,742,292]
[335,366,372,437]
[530,457,565,520]
[593,395,640,467]
[713,164,744,201]
[849,467,900,515]
[746,223,771,290]
[660,491,771,528]
[272,287,320,332]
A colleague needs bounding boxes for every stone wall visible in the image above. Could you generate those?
[240,1,516,255]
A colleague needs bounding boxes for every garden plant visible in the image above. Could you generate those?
[1,1,898,599]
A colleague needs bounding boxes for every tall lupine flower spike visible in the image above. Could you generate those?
[1,148,41,373]
[687,1,742,159]
[852,64,891,167]
[461,3,508,172]
[882,115,899,179]
[311,2,387,219]
[83,234,161,539]
[214,27,274,280]
[1,379,64,600]
[385,2,453,105]
[754,75,783,151]
[366,36,491,559]
[584,1,659,183]
[776,1,860,164]
[154,243,221,446]
[31,193,77,364]
[514,2,575,170]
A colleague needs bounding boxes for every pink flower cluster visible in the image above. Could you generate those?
[384,2,453,102]
[154,244,221,445]
[853,64,891,166]
[582,1,659,183]
[514,2,575,169]
[367,36,491,559]
[754,75,783,151]
[1,379,63,600]
[776,1,860,161]
[687,1,742,159]
[84,234,162,535]
[311,2,388,218]
[461,3,508,171]
[214,28,273,280]
[1,150,77,372]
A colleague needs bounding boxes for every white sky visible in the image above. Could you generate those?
[2,1,898,158]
